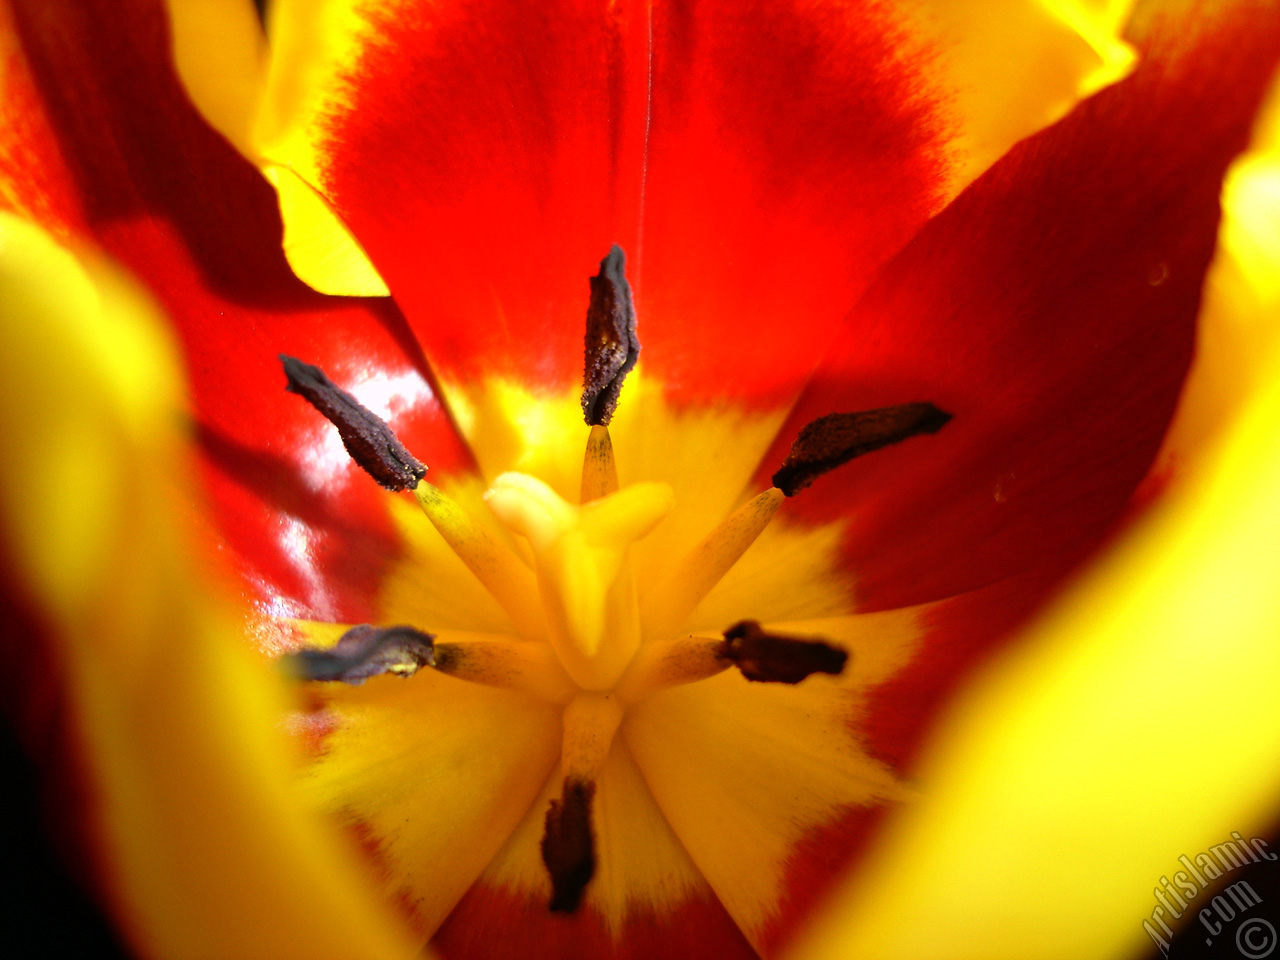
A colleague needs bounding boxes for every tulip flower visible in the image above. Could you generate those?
[1,1,1278,959]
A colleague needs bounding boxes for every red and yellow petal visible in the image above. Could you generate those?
[625,606,925,955]
[295,662,561,945]
[791,19,1280,960]
[0,212,418,960]
[239,0,1134,427]
[0,0,477,624]
[793,219,1280,960]
[5,4,1275,960]
[434,738,758,960]
[766,0,1280,613]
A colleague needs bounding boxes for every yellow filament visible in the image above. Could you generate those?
[431,631,577,703]
[581,424,620,503]
[646,487,785,639]
[561,691,624,781]
[412,482,546,638]
[615,634,730,703]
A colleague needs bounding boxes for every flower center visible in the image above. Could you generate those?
[484,468,672,690]
[405,420,852,912]
[276,244,952,916]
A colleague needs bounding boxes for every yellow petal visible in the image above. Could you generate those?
[790,72,1280,960]
[164,0,388,296]
[911,0,1138,191]
[626,607,926,951]
[469,737,713,935]
[0,213,416,960]
[296,663,561,942]
[163,0,267,155]
[262,163,390,296]
[1151,78,1280,475]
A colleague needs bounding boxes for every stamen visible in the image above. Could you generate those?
[580,424,620,503]
[542,778,596,913]
[541,692,622,913]
[580,245,639,426]
[718,620,848,684]
[284,624,435,684]
[646,487,784,638]
[431,632,576,703]
[615,635,731,702]
[413,483,546,637]
[560,691,624,779]
[772,403,951,496]
[279,355,427,491]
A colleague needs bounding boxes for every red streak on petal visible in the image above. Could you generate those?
[285,700,342,762]
[341,817,436,941]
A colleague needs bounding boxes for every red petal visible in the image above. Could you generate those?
[434,883,757,960]
[319,0,948,406]
[0,0,476,623]
[764,5,1280,611]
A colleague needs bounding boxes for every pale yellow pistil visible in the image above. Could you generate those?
[484,470,673,690]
